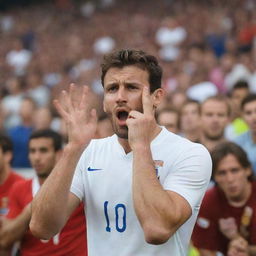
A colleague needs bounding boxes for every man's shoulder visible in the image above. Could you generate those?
[159,128,208,152]
[84,135,116,152]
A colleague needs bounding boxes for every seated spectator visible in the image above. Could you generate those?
[0,129,87,255]
[156,107,180,134]
[192,142,256,256]
[199,95,231,152]
[234,94,256,175]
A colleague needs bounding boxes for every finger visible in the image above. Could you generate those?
[142,85,154,116]
[53,98,70,121]
[128,110,143,119]
[89,108,98,125]
[79,86,90,110]
[69,83,80,109]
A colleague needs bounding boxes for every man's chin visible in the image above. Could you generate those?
[36,172,49,179]
[115,127,128,139]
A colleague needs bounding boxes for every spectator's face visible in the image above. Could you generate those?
[242,100,256,134]
[103,66,150,139]
[200,100,229,140]
[20,99,35,120]
[29,138,58,178]
[214,154,251,202]
[180,103,200,132]
[157,111,179,133]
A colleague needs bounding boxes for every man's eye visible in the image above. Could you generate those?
[107,86,117,92]
[128,85,137,90]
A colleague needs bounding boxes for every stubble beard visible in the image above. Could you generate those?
[205,131,224,141]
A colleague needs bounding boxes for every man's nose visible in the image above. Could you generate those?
[226,172,234,183]
[116,87,127,102]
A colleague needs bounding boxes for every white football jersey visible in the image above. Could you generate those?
[71,127,212,256]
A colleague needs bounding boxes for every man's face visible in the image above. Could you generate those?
[214,154,251,203]
[242,100,256,134]
[29,138,58,178]
[157,111,179,133]
[103,66,150,139]
[200,100,229,140]
[180,103,200,132]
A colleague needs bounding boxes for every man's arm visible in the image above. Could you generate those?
[0,204,31,248]
[30,85,97,239]
[132,144,192,244]
[127,86,210,244]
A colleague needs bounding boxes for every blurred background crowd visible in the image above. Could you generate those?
[0,0,256,255]
[0,0,255,169]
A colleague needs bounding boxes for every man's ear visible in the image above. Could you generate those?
[152,88,165,108]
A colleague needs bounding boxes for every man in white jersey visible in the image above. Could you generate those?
[30,49,212,256]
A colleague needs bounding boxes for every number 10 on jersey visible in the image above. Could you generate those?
[104,201,127,233]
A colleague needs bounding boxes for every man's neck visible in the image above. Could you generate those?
[200,135,226,152]
[228,182,252,207]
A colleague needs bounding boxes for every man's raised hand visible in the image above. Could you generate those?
[54,84,97,149]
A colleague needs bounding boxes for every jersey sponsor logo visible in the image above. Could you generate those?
[87,167,103,172]
[197,217,210,229]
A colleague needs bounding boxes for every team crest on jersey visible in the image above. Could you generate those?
[153,160,164,179]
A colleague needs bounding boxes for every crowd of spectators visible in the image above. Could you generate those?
[0,0,256,255]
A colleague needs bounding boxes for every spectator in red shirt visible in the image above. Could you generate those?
[0,129,87,256]
[192,142,256,256]
[0,133,25,256]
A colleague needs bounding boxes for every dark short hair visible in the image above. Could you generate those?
[232,80,249,91]
[0,133,13,153]
[101,49,162,93]
[200,94,231,116]
[211,142,253,181]
[29,129,63,151]
[241,93,256,110]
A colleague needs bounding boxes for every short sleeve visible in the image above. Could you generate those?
[163,144,212,211]
[70,151,87,202]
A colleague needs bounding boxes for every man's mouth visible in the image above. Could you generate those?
[116,110,129,126]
